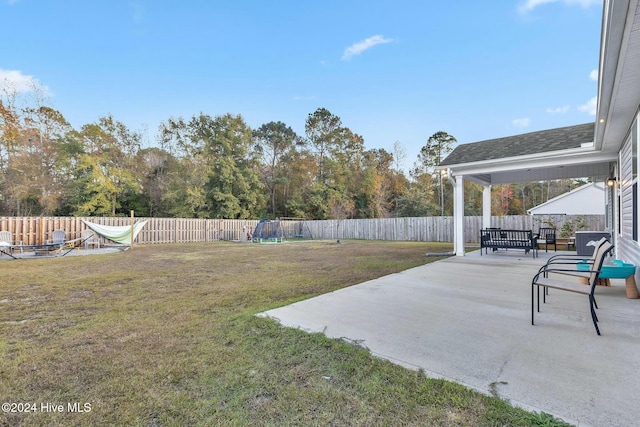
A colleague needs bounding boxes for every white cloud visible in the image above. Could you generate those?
[578,96,597,115]
[130,2,146,24]
[0,69,49,94]
[342,35,393,61]
[129,2,149,36]
[6,0,21,5]
[546,105,570,113]
[512,118,531,128]
[519,0,601,14]
[519,0,555,12]
[589,69,598,81]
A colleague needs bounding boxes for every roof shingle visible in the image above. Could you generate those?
[439,122,595,166]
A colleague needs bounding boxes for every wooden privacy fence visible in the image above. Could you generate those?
[304,215,606,242]
[303,217,454,242]
[0,217,259,246]
[0,215,605,246]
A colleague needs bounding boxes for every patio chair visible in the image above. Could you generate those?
[540,237,608,272]
[537,227,557,252]
[531,239,614,335]
[536,237,609,299]
[82,229,100,250]
[47,229,66,245]
[0,231,12,255]
[0,231,22,254]
[0,230,12,246]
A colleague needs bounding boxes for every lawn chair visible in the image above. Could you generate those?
[47,229,66,245]
[0,230,12,247]
[45,230,67,255]
[531,239,614,335]
[0,231,13,255]
[537,227,557,252]
[82,229,100,250]
[0,231,22,255]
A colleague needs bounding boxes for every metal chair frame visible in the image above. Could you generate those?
[531,240,614,335]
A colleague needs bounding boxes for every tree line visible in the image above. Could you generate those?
[0,89,586,219]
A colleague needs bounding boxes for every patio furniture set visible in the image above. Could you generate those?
[479,227,562,258]
[480,227,639,334]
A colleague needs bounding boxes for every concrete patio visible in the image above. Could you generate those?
[0,246,126,260]
[259,248,640,427]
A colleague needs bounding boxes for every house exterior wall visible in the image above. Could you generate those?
[617,114,640,277]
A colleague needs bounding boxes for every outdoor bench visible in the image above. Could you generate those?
[480,229,537,258]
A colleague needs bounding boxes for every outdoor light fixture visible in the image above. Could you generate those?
[606,177,617,187]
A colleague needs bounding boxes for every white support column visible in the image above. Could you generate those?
[454,174,465,256]
[483,185,492,229]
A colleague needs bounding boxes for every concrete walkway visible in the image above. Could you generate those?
[259,249,640,427]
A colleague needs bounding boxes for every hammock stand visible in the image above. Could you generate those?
[81,220,148,245]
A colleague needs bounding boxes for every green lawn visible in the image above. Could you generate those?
[0,240,570,426]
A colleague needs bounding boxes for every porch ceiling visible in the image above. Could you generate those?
[446,148,616,186]
[464,161,611,185]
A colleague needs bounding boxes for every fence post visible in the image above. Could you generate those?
[130,210,135,248]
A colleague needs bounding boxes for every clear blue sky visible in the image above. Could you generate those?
[1,0,603,171]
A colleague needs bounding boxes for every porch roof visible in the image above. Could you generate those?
[438,0,639,187]
[440,123,595,166]
[437,123,614,185]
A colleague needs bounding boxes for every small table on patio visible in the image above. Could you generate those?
[578,260,640,299]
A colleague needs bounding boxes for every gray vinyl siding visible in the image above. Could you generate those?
[617,115,640,271]
[620,135,633,239]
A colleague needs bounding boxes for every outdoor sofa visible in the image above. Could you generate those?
[480,229,537,258]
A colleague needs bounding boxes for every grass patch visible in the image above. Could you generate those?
[0,240,569,426]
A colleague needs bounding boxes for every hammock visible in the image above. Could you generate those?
[81,220,148,245]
